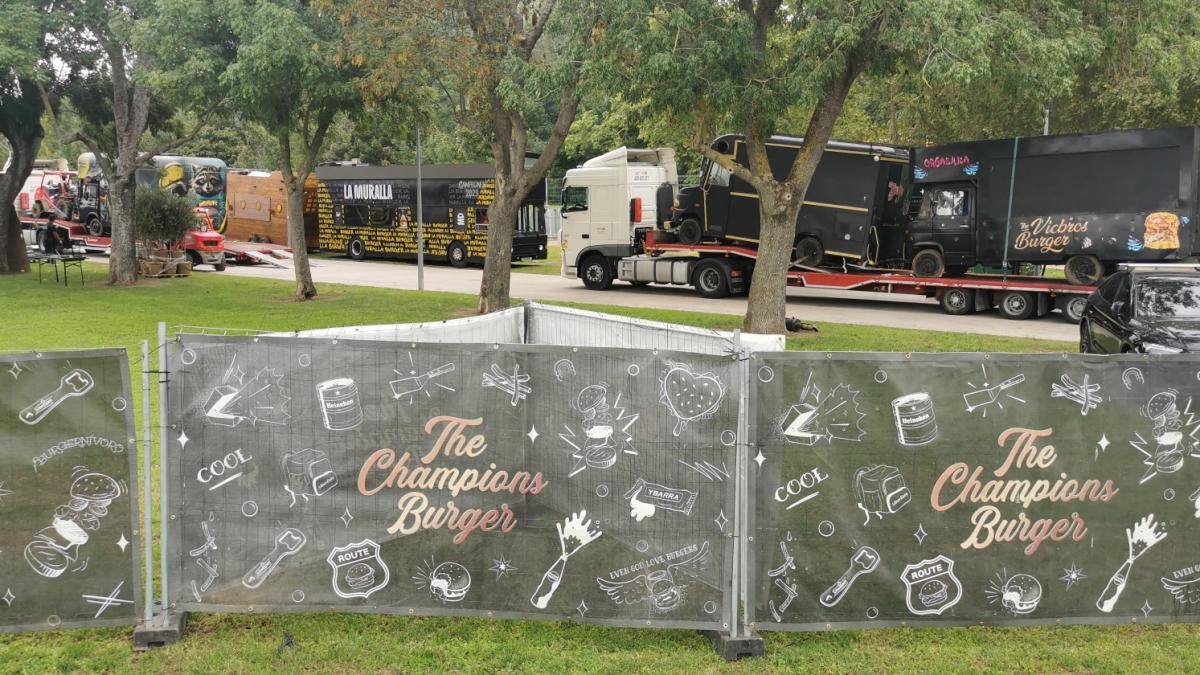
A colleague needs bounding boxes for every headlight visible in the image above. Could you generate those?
[1141,342,1184,355]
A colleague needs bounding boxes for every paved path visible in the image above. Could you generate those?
[196,256,1078,342]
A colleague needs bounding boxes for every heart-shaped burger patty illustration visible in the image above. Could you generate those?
[660,363,726,436]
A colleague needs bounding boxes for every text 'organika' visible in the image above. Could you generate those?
[342,183,393,201]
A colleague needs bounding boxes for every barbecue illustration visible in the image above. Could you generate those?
[242,527,307,589]
[659,363,726,437]
[25,468,125,578]
[531,511,601,609]
[819,546,880,608]
[1096,514,1167,613]
[19,368,94,425]
[596,542,711,613]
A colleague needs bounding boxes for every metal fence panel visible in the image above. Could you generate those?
[750,352,1200,630]
[0,350,140,633]
[166,335,736,630]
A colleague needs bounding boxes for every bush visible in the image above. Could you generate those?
[133,187,196,247]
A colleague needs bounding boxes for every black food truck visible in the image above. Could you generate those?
[313,163,548,266]
[669,134,910,266]
[907,127,1200,284]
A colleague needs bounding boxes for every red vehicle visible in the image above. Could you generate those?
[19,170,76,218]
[19,209,226,272]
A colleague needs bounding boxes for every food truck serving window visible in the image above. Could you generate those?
[341,204,395,228]
[934,189,968,216]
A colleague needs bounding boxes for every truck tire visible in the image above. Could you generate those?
[692,259,730,299]
[447,241,468,268]
[939,287,976,315]
[997,290,1035,320]
[1065,255,1102,286]
[677,218,702,245]
[187,250,203,268]
[85,216,104,237]
[1059,294,1087,323]
[347,237,367,260]
[580,255,614,290]
[911,249,944,278]
[214,262,226,272]
[792,236,824,267]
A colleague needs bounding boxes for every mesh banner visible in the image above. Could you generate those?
[166,335,736,629]
[0,350,140,633]
[750,353,1200,630]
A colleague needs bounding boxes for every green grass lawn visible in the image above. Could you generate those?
[3,264,1182,674]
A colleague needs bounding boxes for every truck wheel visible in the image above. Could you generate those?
[792,236,824,267]
[998,290,1035,320]
[693,259,730,299]
[347,237,366,261]
[677,218,702,245]
[939,287,976,315]
[85,216,104,237]
[1059,295,1087,323]
[580,255,613,290]
[214,262,226,272]
[447,241,467,268]
[911,249,944,278]
[187,250,203,268]
[1065,255,1102,286]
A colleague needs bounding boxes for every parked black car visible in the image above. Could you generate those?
[1080,264,1200,353]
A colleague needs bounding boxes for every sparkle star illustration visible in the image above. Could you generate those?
[913,524,928,545]
[116,534,129,552]
[8,362,23,380]
[576,599,589,618]
[0,481,11,505]
[340,507,354,528]
[1060,563,1086,589]
[177,431,190,450]
[489,558,517,581]
[1095,433,1109,460]
[1141,600,1153,617]
[754,451,765,468]
[714,509,728,533]
[2,589,13,607]
[527,425,539,443]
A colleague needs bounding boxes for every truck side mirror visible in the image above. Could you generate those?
[630,197,643,224]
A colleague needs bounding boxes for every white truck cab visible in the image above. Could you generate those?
[559,147,676,289]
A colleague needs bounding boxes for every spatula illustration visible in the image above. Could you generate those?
[963,374,1025,412]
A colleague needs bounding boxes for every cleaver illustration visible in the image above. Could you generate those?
[20,369,95,425]
[963,374,1025,412]
[390,363,455,399]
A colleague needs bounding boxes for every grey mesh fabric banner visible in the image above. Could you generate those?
[0,350,140,633]
[166,335,736,629]
[751,353,1200,630]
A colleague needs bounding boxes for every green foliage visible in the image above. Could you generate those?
[133,187,197,245]
[0,0,44,82]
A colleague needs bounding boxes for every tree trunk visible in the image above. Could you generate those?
[744,188,803,333]
[107,177,138,285]
[278,132,316,300]
[286,178,316,299]
[478,182,518,314]
[0,136,38,274]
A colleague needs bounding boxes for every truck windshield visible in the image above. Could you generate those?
[1135,276,1200,320]
[562,186,588,213]
[706,162,730,187]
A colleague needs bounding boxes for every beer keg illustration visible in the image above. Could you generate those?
[892,392,938,446]
[316,378,363,431]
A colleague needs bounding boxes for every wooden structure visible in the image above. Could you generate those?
[224,170,319,249]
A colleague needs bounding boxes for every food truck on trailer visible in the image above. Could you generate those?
[906,127,1200,284]
[312,162,548,266]
[75,153,229,236]
[560,146,1094,321]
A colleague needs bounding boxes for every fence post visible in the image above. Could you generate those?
[705,330,765,660]
[133,324,187,649]
[140,341,154,625]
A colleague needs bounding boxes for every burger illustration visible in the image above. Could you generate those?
[345,563,376,591]
[1001,574,1042,615]
[1143,212,1181,250]
[428,562,472,603]
[918,579,949,608]
[25,470,125,578]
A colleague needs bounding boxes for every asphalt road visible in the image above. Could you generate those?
[198,256,1079,343]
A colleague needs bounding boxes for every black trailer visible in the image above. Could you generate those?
[312,163,548,266]
[907,127,1200,284]
[669,134,910,266]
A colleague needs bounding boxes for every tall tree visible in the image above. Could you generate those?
[53,0,226,285]
[341,0,595,314]
[218,0,364,299]
[0,0,53,274]
[603,0,1092,333]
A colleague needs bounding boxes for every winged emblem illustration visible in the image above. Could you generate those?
[1162,574,1200,605]
[596,541,711,613]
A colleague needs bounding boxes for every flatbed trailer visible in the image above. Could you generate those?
[628,233,1094,321]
